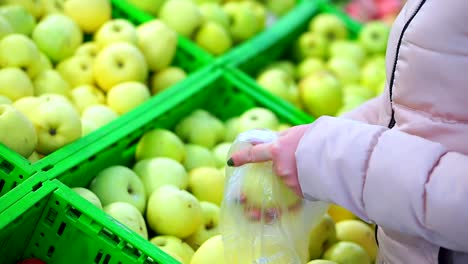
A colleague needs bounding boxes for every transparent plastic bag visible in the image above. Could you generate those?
[220,129,329,264]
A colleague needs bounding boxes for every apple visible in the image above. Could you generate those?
[0,104,37,158]
[262,60,296,78]
[0,95,12,105]
[135,128,186,162]
[265,0,295,17]
[104,202,148,239]
[308,213,337,259]
[56,55,94,87]
[90,165,146,213]
[133,157,189,197]
[360,56,386,92]
[329,40,367,66]
[2,0,43,18]
[0,5,36,36]
[293,32,328,61]
[195,0,222,3]
[327,57,361,85]
[70,85,106,113]
[33,69,71,98]
[150,235,195,264]
[307,260,338,264]
[32,52,53,74]
[241,0,267,32]
[126,0,166,16]
[106,82,151,115]
[0,67,34,101]
[30,96,82,154]
[74,42,99,61]
[81,118,98,136]
[150,66,187,94]
[335,220,378,261]
[295,57,325,80]
[12,96,40,118]
[256,68,298,104]
[223,2,258,43]
[277,123,291,131]
[94,42,148,92]
[175,110,224,149]
[323,241,371,264]
[0,34,40,77]
[188,167,224,205]
[190,235,226,264]
[199,3,230,31]
[63,0,112,34]
[183,144,217,171]
[343,84,375,101]
[158,0,202,38]
[32,14,83,63]
[136,20,178,72]
[223,117,240,142]
[41,0,65,14]
[194,21,232,56]
[0,16,13,40]
[81,104,119,128]
[72,187,103,209]
[299,71,343,117]
[238,107,279,133]
[358,21,390,55]
[94,19,138,49]
[309,14,348,42]
[212,142,232,168]
[185,201,220,250]
[327,204,356,223]
[146,185,203,238]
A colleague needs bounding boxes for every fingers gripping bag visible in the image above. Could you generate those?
[220,129,329,264]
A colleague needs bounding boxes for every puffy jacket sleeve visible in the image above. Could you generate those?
[340,94,384,125]
[295,116,468,252]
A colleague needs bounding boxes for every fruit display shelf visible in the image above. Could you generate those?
[0,179,179,264]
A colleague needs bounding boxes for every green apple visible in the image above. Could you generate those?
[277,123,291,131]
[0,34,40,77]
[299,71,343,117]
[0,95,12,104]
[137,20,178,72]
[307,260,338,264]
[63,0,112,34]
[27,150,41,163]
[159,0,202,38]
[295,57,325,80]
[293,32,328,61]
[81,104,119,128]
[94,19,138,49]
[188,167,224,205]
[133,157,189,197]
[32,14,83,63]
[212,142,231,168]
[309,13,348,42]
[185,201,220,250]
[194,21,232,56]
[74,42,99,60]
[256,68,298,104]
[0,104,37,158]
[223,117,240,142]
[56,55,94,87]
[135,128,186,162]
[265,0,295,17]
[70,84,106,113]
[223,2,257,43]
[0,16,13,40]
[195,0,221,3]
[30,96,81,154]
[241,0,267,32]
[183,144,217,171]
[358,21,390,55]
[106,82,151,115]
[12,96,40,117]
[199,3,230,31]
[190,235,226,264]
[90,165,147,213]
[41,0,65,14]
[0,67,34,101]
[360,56,386,93]
[81,118,98,136]
[150,235,195,264]
[327,57,361,85]
[323,241,371,264]
[175,110,224,149]
[329,40,367,66]
[94,42,148,92]
[308,213,337,259]
[262,60,296,79]
[33,69,71,98]
[146,185,203,238]
[238,107,279,133]
[1,0,43,18]
[126,0,166,16]
[335,220,378,261]
[150,66,187,94]
[0,5,36,36]
[343,84,375,101]
[72,187,103,209]
[104,202,148,239]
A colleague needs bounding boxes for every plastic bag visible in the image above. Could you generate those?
[220,129,329,264]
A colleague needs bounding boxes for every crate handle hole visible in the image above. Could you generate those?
[32,182,42,192]
[47,246,55,257]
[42,164,54,172]
[45,208,58,225]
[103,254,111,264]
[40,232,44,237]
[99,228,121,245]
[0,179,4,193]
[57,222,66,236]
[19,174,23,179]
[67,207,82,219]
[94,251,103,263]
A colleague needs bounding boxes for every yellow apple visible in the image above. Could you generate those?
[277,123,291,131]
[175,110,225,149]
[74,42,99,60]
[223,117,240,142]
[150,66,187,94]
[307,260,338,264]
[335,220,378,261]
[2,0,43,19]
[296,57,325,80]
[94,42,148,92]
[323,241,371,264]
[0,104,37,158]
[158,0,202,38]
[70,85,106,113]
[0,16,13,40]
[327,204,356,222]
[308,213,337,259]
[188,167,224,205]
[238,107,279,133]
[33,69,71,98]
[0,34,40,77]
[0,5,36,36]
[212,142,231,168]
[12,96,40,117]
[41,0,65,14]
[135,128,186,162]
[0,67,34,101]
[183,145,217,171]
[94,19,138,49]
[81,104,119,128]
[0,95,12,104]
[56,55,94,88]
[28,150,41,163]
[150,235,195,264]
[126,0,166,16]
[185,201,220,250]
[146,185,203,238]
[104,202,148,239]
[223,2,258,43]
[81,118,98,136]
[63,0,111,34]
[190,235,226,264]
[106,82,151,115]
[194,21,232,56]
[72,187,103,209]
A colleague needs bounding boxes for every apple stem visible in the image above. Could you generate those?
[49,128,57,136]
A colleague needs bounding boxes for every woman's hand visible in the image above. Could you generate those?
[227,124,311,197]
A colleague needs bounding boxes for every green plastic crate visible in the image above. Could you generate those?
[0,179,179,264]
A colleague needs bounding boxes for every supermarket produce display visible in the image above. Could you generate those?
[0,0,387,263]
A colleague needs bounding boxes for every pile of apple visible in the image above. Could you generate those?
[128,0,297,56]
[255,13,390,118]
[0,1,188,161]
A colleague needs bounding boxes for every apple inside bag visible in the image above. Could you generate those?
[220,129,329,264]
